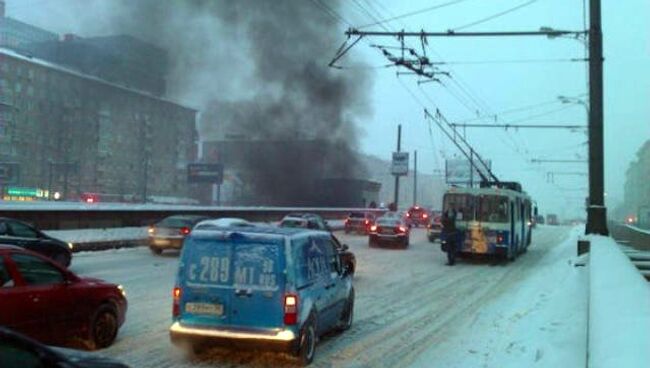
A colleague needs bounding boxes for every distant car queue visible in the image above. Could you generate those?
[0,204,539,366]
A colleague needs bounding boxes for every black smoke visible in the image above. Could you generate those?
[104,0,372,205]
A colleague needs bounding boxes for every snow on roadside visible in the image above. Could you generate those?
[411,227,587,368]
[44,227,147,243]
[588,235,650,368]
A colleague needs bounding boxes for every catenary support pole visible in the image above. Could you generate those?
[413,150,418,205]
[586,0,608,235]
[394,124,402,209]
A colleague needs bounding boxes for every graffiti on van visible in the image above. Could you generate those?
[188,256,230,283]
[186,243,281,290]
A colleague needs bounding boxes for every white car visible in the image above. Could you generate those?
[193,217,255,230]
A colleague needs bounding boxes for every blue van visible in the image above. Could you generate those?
[169,226,355,365]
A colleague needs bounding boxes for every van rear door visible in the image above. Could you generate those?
[178,236,234,327]
[178,232,286,330]
[230,237,286,329]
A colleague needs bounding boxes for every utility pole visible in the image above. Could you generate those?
[413,150,417,205]
[586,0,608,235]
[393,124,402,209]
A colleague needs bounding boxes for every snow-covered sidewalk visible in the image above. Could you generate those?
[411,227,587,368]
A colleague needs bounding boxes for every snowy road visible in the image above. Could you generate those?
[70,225,582,367]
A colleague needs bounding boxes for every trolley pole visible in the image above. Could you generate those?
[586,0,608,235]
[413,150,418,205]
[393,124,402,209]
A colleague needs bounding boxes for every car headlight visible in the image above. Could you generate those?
[117,284,127,298]
[67,242,74,250]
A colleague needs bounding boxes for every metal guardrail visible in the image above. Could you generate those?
[0,203,387,230]
[608,222,650,251]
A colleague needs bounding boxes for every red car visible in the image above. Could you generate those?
[406,206,430,227]
[0,245,127,350]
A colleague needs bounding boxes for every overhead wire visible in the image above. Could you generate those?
[357,0,474,30]
[450,0,540,31]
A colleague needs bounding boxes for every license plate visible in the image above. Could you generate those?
[154,238,170,246]
[185,302,223,316]
[381,229,393,234]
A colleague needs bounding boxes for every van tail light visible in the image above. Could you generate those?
[172,287,182,317]
[370,225,377,232]
[179,227,190,235]
[398,226,407,233]
[284,294,298,325]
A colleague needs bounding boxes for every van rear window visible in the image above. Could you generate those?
[183,239,282,291]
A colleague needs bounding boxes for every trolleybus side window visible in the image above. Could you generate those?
[478,195,509,223]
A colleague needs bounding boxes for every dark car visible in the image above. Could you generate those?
[344,212,376,234]
[427,212,443,243]
[405,206,430,227]
[0,327,130,368]
[0,217,73,268]
[369,215,410,248]
[0,245,128,350]
[280,213,330,231]
[148,215,209,254]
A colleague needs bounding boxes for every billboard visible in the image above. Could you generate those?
[187,163,224,184]
[445,158,491,184]
[391,152,409,176]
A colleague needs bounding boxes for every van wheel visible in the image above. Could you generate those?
[298,317,317,366]
[338,289,354,332]
[88,304,118,350]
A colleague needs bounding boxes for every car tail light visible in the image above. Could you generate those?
[398,226,407,233]
[423,213,428,219]
[370,225,377,232]
[406,213,411,217]
[284,294,298,325]
[148,226,155,235]
[497,234,505,244]
[179,226,191,235]
[172,287,182,317]
[364,219,369,225]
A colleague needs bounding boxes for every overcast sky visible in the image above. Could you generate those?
[7,0,649,219]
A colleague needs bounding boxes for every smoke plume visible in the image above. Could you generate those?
[105,0,372,205]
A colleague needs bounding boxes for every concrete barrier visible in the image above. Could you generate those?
[0,203,385,230]
[588,235,650,368]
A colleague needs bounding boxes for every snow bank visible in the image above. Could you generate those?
[588,235,650,368]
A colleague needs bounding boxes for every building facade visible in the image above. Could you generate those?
[22,34,168,96]
[0,48,197,202]
[624,140,650,227]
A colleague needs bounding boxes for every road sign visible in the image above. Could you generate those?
[187,163,224,184]
[0,163,19,184]
[391,152,409,176]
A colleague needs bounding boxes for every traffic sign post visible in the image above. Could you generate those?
[187,163,224,184]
